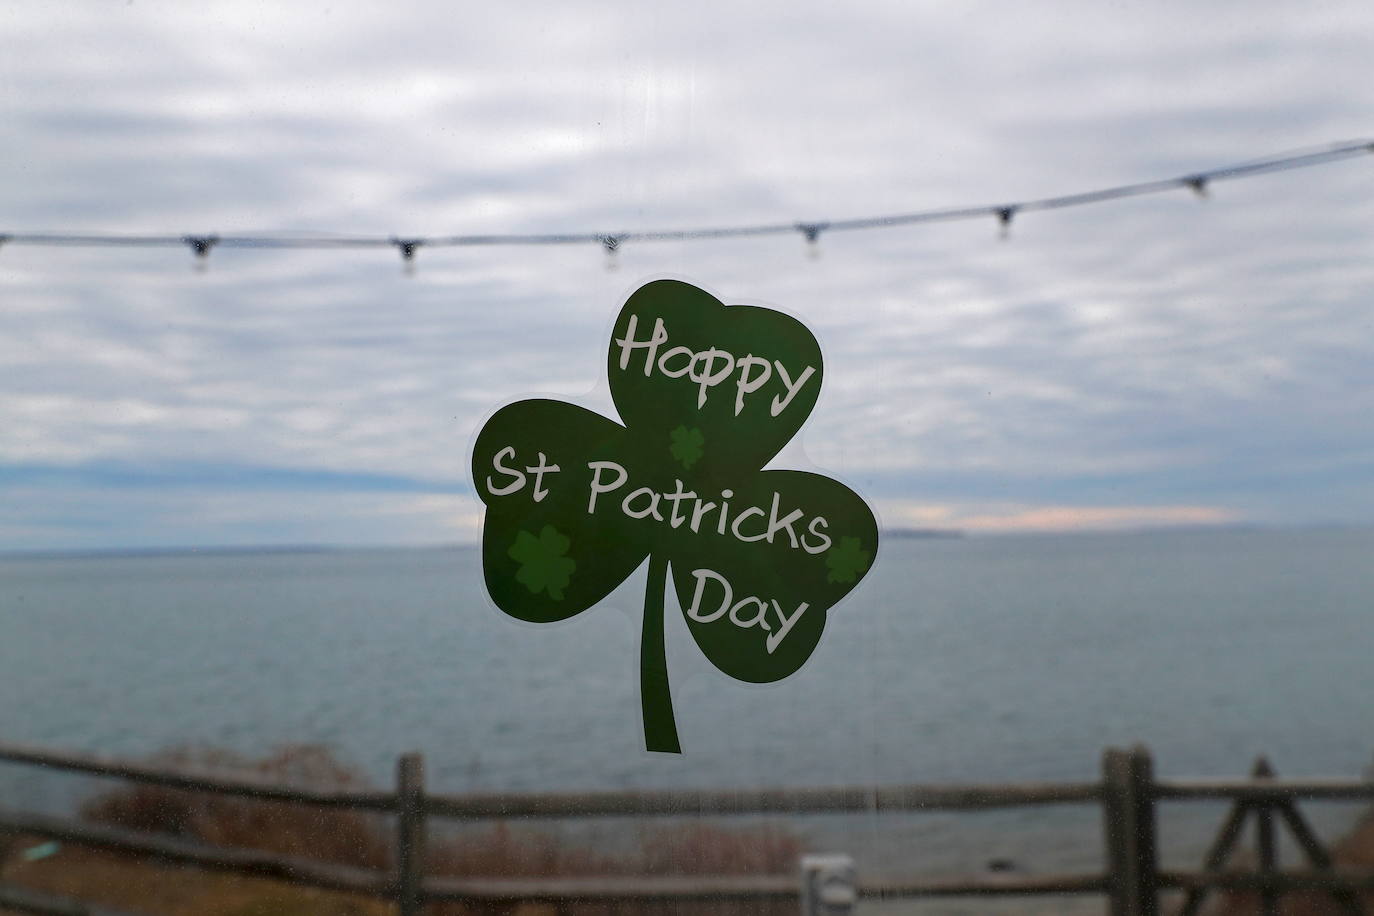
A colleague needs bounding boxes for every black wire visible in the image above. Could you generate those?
[2,141,1369,254]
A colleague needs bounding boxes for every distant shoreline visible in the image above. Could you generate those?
[885,527,965,540]
[0,543,472,561]
[4,522,1370,561]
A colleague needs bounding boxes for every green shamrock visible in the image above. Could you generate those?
[508,525,576,600]
[825,536,871,584]
[472,279,878,753]
[669,425,705,469]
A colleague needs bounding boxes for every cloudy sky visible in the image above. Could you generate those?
[2,1,1372,551]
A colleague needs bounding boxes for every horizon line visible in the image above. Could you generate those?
[3,521,1368,561]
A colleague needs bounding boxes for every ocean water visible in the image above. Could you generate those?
[2,528,1372,912]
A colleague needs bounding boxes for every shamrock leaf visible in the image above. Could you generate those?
[508,525,576,600]
[607,279,822,482]
[669,426,705,469]
[825,536,871,585]
[666,469,877,684]
[474,399,644,624]
[472,279,878,753]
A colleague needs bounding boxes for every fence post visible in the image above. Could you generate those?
[1102,745,1158,916]
[396,752,427,916]
[1253,757,1279,916]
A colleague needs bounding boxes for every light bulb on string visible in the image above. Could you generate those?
[183,235,218,273]
[996,207,1016,241]
[391,238,422,276]
[797,223,826,260]
[601,235,621,271]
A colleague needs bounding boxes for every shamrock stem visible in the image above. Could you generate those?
[640,552,681,753]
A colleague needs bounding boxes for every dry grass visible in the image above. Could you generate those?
[79,744,393,870]
[1,744,805,916]
[2,843,389,916]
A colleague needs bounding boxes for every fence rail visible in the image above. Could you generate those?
[1,741,1372,916]
[0,742,393,811]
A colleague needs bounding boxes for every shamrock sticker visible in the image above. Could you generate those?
[472,279,878,753]
[825,536,871,585]
[508,525,576,600]
[668,426,705,469]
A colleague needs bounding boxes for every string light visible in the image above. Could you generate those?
[390,237,423,275]
[0,141,1367,269]
[996,206,1016,240]
[797,222,826,259]
[1184,176,1209,199]
[600,235,621,271]
[182,235,218,272]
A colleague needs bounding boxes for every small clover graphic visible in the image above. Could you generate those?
[473,279,878,753]
[508,525,576,600]
[825,536,871,584]
[669,425,705,469]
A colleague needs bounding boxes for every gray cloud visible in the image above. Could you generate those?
[2,0,1373,548]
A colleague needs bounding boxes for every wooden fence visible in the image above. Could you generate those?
[1,741,1373,915]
